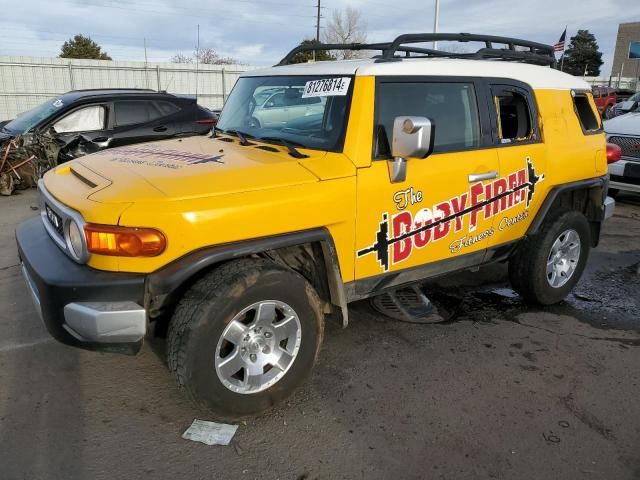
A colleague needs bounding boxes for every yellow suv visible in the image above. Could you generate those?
[17,34,616,418]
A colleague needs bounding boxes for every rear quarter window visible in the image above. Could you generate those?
[573,93,601,133]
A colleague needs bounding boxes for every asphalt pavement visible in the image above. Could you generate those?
[1,188,639,480]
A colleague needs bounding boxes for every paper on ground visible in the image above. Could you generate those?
[182,419,238,446]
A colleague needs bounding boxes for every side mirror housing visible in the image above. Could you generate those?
[388,116,435,183]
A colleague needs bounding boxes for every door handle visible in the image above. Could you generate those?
[153,126,168,132]
[468,171,498,183]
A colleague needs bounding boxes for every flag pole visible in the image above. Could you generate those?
[560,25,567,72]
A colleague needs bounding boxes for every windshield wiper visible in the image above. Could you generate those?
[221,128,254,146]
[256,136,309,159]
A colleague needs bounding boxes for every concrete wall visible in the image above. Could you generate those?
[0,56,255,121]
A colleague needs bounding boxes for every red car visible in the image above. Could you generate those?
[592,86,633,118]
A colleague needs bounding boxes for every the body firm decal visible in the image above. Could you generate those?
[357,158,543,271]
[95,146,224,169]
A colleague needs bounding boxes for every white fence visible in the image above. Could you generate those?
[584,76,639,91]
[0,56,256,121]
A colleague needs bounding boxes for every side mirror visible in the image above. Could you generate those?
[388,116,435,183]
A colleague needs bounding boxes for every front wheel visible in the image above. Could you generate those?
[509,211,590,305]
[167,258,324,420]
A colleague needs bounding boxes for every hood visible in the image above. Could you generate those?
[614,100,637,111]
[604,112,640,137]
[72,136,322,203]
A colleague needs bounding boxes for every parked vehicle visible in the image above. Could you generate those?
[592,86,633,118]
[608,92,640,119]
[17,33,615,419]
[249,86,325,128]
[0,89,216,162]
[605,112,640,196]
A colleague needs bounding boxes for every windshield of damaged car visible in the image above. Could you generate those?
[216,75,353,152]
[4,98,66,133]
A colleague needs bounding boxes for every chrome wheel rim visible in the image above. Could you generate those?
[215,300,301,394]
[546,229,581,288]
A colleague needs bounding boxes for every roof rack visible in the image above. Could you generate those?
[277,33,556,67]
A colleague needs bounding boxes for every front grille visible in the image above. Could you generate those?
[609,136,640,159]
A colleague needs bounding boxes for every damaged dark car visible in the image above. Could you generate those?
[0,88,216,194]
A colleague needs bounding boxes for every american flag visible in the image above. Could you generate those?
[554,28,567,52]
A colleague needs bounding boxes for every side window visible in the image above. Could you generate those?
[265,93,286,108]
[114,101,150,126]
[154,101,180,117]
[375,82,481,156]
[53,105,105,133]
[573,93,601,132]
[592,87,600,99]
[494,91,533,143]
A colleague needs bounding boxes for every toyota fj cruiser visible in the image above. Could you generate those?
[17,33,616,419]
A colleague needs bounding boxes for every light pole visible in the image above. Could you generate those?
[433,0,440,50]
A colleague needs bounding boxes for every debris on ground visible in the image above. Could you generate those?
[182,419,238,446]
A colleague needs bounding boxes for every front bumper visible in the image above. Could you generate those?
[609,157,640,194]
[16,217,146,354]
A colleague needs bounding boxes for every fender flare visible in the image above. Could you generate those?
[527,176,608,236]
[146,227,349,326]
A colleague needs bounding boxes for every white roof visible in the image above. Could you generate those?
[245,57,589,91]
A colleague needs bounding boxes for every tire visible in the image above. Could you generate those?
[167,258,324,420]
[608,188,619,199]
[509,211,590,305]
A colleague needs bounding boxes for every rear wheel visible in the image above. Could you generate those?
[167,258,324,419]
[509,211,590,305]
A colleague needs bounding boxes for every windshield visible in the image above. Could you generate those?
[217,75,353,152]
[3,97,66,134]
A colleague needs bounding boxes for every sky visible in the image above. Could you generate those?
[0,0,638,77]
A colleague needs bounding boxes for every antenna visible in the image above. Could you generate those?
[144,37,149,89]
[195,24,200,101]
[314,0,320,61]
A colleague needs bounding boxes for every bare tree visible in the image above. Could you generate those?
[171,53,193,64]
[323,7,368,59]
[171,48,238,65]
[195,47,238,65]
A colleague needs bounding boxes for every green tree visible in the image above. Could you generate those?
[562,30,603,76]
[288,39,335,64]
[59,34,112,60]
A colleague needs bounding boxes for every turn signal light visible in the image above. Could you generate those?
[606,142,622,164]
[84,224,166,257]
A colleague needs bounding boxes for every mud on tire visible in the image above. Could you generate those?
[167,258,324,420]
[509,210,591,305]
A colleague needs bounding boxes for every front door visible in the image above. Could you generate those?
[354,78,500,281]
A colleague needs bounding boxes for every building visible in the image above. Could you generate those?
[611,22,640,80]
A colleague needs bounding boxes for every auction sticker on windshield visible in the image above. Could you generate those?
[302,77,351,98]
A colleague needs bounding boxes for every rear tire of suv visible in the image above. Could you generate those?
[508,211,590,305]
[167,258,324,420]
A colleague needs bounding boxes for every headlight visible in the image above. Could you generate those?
[67,220,85,260]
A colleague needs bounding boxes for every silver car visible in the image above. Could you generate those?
[605,112,640,196]
[251,87,325,129]
[608,92,640,119]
